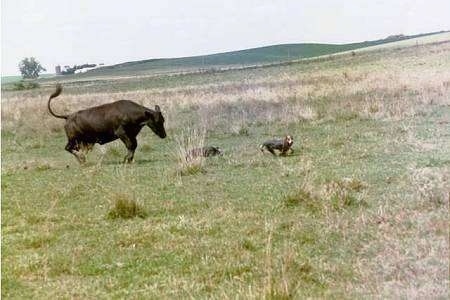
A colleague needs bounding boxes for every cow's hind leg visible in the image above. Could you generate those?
[65,140,86,164]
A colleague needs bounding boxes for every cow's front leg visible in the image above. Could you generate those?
[116,127,138,163]
[124,137,137,163]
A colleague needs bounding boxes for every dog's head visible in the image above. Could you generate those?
[206,146,223,156]
[211,146,224,156]
[285,135,293,146]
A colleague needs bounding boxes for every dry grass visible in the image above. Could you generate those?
[3,42,449,138]
[173,127,207,176]
[410,167,449,208]
[352,166,449,298]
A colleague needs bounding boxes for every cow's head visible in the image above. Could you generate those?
[146,105,167,138]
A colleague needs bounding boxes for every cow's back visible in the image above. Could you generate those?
[65,100,147,141]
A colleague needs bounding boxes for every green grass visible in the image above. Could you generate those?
[1,75,23,84]
[0,122,360,297]
[2,117,448,298]
[1,74,54,83]
[2,39,449,298]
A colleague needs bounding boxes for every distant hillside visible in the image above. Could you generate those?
[84,31,446,77]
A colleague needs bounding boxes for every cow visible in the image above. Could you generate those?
[47,84,167,164]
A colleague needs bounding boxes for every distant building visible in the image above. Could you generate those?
[74,66,98,74]
[57,63,101,75]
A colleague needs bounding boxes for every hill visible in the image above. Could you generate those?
[85,31,446,77]
[2,31,446,88]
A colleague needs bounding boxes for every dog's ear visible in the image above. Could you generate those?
[154,105,161,112]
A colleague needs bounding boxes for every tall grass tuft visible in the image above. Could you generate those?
[174,127,206,176]
[264,228,317,299]
[107,193,147,219]
[322,178,367,210]
[281,171,323,213]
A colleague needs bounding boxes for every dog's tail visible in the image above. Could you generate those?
[48,84,68,119]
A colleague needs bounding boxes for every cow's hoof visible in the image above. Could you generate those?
[123,158,134,164]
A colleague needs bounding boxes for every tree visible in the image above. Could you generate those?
[18,57,46,79]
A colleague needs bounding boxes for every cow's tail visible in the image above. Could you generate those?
[48,84,68,119]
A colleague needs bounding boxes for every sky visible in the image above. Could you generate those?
[2,0,449,75]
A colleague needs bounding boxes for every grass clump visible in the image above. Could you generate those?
[264,233,325,299]
[283,189,314,208]
[174,127,207,176]
[179,164,206,176]
[140,143,153,153]
[282,188,322,214]
[105,145,123,158]
[335,111,360,122]
[282,177,366,213]
[10,80,40,90]
[241,238,257,252]
[329,193,361,211]
[323,178,367,210]
[107,193,147,219]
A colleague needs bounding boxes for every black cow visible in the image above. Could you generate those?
[48,84,167,163]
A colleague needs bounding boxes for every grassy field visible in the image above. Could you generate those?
[1,74,56,88]
[1,76,23,84]
[2,38,449,298]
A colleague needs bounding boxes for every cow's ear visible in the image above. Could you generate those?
[154,105,161,112]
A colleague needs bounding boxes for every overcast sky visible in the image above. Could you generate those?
[2,0,449,75]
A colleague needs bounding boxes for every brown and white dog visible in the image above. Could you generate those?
[260,135,294,156]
